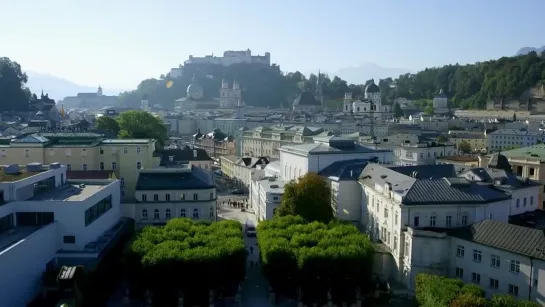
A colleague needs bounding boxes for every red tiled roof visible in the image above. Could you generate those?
[66,170,116,180]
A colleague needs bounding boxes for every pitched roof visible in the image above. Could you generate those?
[388,164,457,179]
[157,148,212,166]
[135,168,215,191]
[359,164,510,205]
[449,220,545,260]
[500,144,545,163]
[319,159,370,181]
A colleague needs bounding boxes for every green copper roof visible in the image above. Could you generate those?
[501,144,545,162]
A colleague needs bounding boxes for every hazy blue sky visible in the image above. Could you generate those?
[1,0,544,89]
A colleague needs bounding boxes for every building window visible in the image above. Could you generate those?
[112,162,117,170]
[473,250,482,262]
[193,193,198,201]
[393,236,398,251]
[510,260,520,273]
[63,236,76,244]
[394,212,398,225]
[180,209,186,217]
[455,267,463,279]
[209,207,214,218]
[82,164,88,171]
[81,149,87,157]
[413,216,420,227]
[142,194,147,202]
[210,192,214,200]
[142,209,148,220]
[384,208,389,218]
[531,196,534,206]
[165,209,171,219]
[192,208,199,218]
[24,149,30,157]
[165,194,171,201]
[136,147,141,154]
[181,194,185,201]
[153,209,160,220]
[100,162,104,170]
[508,284,519,296]
[530,167,535,176]
[120,178,124,187]
[456,245,465,257]
[524,198,527,207]
[65,149,71,157]
[67,164,71,171]
[123,148,128,154]
[489,278,499,289]
[516,199,520,208]
[461,214,468,226]
[430,214,436,226]
[153,194,159,202]
[471,273,480,284]
[136,162,141,170]
[491,255,500,268]
[446,215,452,227]
[99,148,104,155]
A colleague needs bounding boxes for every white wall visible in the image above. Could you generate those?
[332,180,361,222]
[0,222,59,307]
[450,237,545,303]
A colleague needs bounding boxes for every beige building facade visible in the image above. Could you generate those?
[0,132,159,201]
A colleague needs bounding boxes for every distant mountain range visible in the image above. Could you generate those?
[332,63,412,85]
[24,71,126,101]
[516,46,545,56]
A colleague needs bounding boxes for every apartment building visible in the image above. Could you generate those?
[487,129,545,152]
[219,156,269,187]
[0,132,159,200]
[0,162,128,306]
[448,130,487,152]
[390,142,457,166]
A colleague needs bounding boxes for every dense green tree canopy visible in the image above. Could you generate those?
[125,218,246,306]
[118,52,545,110]
[96,116,120,135]
[275,173,333,223]
[257,215,373,304]
[116,110,168,146]
[416,273,539,307]
[0,57,31,111]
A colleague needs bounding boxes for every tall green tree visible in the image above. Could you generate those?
[393,102,404,118]
[116,110,168,146]
[275,172,333,223]
[0,57,31,111]
[96,116,120,135]
[458,140,472,153]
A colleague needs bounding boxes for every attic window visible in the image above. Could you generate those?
[169,156,174,162]
[380,175,387,179]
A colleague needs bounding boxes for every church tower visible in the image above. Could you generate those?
[97,86,103,96]
[234,99,245,119]
[315,70,324,107]
[343,92,353,114]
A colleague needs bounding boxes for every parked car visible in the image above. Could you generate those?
[231,189,245,195]
[245,220,256,237]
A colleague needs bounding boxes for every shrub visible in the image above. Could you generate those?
[257,215,373,304]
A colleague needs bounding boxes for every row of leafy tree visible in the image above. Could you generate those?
[123,218,246,307]
[117,51,545,110]
[416,273,540,307]
[96,110,168,145]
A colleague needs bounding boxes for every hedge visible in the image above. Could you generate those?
[416,273,540,307]
[257,215,373,305]
[124,218,246,306]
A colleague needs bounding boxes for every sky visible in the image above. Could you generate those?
[1,0,544,90]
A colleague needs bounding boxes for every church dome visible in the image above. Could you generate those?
[365,81,380,94]
[186,76,203,100]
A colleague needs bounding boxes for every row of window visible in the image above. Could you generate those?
[141,208,214,220]
[141,192,214,202]
[456,245,520,273]
[454,267,531,297]
[26,147,143,158]
[66,162,140,171]
[84,196,113,227]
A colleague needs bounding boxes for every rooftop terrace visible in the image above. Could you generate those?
[0,166,46,182]
[30,183,108,201]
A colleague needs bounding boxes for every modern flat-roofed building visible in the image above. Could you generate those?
[0,162,127,307]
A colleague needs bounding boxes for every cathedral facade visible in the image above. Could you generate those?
[342,79,391,120]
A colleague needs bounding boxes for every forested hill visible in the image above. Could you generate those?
[1,52,545,112]
[118,51,545,110]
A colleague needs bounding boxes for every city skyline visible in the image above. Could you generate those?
[1,0,544,89]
